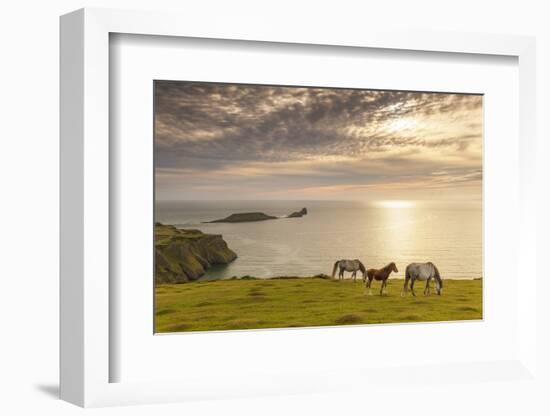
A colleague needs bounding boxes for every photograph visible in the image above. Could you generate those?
[154,80,483,333]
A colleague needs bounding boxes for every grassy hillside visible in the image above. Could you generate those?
[155,277,482,332]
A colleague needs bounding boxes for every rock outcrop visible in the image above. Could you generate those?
[155,223,237,284]
[287,207,308,218]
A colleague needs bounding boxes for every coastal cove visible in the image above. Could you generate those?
[155,200,483,281]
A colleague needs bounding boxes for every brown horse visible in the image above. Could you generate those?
[365,262,399,295]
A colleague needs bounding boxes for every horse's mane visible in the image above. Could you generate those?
[425,261,443,287]
[383,262,395,272]
[432,263,442,287]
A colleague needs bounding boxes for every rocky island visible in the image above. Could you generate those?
[287,207,308,218]
[206,207,308,223]
[155,223,237,284]
[206,212,277,223]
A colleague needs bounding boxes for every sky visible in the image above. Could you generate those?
[154,81,483,202]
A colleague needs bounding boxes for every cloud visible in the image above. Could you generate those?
[154,81,482,200]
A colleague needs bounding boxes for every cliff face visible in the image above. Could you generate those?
[155,223,237,284]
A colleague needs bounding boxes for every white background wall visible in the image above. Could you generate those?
[0,1,548,415]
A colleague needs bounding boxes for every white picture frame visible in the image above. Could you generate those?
[60,7,538,408]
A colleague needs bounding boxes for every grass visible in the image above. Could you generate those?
[154,277,482,333]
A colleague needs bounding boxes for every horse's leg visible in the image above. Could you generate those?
[424,279,430,296]
[410,279,416,297]
[368,277,373,296]
[352,271,357,282]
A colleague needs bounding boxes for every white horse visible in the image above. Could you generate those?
[401,262,443,296]
[331,259,366,281]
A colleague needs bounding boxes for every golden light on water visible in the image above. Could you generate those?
[374,200,416,209]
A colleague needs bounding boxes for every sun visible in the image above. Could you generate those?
[387,117,418,132]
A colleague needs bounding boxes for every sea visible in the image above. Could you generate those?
[155,200,482,280]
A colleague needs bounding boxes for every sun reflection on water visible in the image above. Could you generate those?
[373,200,416,209]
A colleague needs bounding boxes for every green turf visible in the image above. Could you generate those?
[155,277,482,333]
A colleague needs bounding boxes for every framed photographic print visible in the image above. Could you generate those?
[60,7,539,409]
[153,80,483,333]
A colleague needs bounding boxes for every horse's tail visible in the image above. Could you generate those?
[401,265,411,297]
[331,261,339,278]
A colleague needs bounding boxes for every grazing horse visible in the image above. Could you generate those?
[365,262,399,295]
[332,259,367,281]
[401,262,443,297]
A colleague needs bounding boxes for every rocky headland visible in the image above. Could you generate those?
[155,223,237,284]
